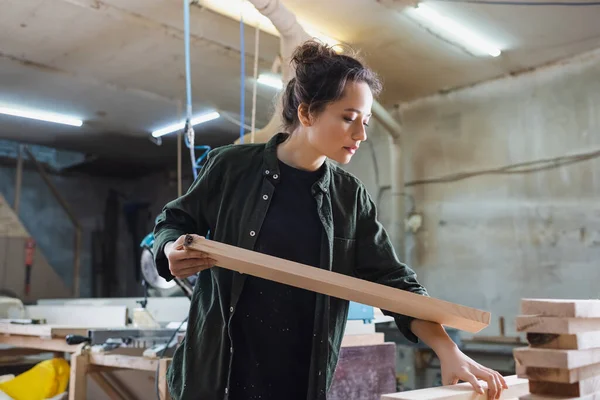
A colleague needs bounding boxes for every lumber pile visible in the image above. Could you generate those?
[514,299,600,399]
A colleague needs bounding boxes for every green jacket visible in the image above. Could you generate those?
[153,132,429,400]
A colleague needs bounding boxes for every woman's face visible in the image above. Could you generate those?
[301,81,373,164]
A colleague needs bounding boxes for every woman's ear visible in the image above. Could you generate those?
[297,103,313,127]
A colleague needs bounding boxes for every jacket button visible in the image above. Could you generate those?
[230,306,234,312]
[262,194,268,200]
[265,169,270,175]
[273,174,279,179]
[250,230,256,236]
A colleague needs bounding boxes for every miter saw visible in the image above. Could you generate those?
[139,225,195,300]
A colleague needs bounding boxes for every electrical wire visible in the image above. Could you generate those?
[404,147,600,187]
[251,22,260,143]
[431,0,600,6]
[239,6,246,144]
[183,0,198,180]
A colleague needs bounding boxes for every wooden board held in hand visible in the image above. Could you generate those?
[522,299,600,318]
[188,238,490,333]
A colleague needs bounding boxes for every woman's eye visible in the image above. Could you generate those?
[363,122,369,127]
[343,117,354,123]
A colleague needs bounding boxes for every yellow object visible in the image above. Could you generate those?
[0,358,70,400]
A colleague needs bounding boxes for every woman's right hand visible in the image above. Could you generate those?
[165,234,217,278]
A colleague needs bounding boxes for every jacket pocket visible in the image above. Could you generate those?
[332,237,356,275]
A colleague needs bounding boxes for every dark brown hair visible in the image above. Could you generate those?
[281,40,382,131]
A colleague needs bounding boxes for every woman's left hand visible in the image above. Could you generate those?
[438,345,508,399]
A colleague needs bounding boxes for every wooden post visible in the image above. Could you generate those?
[158,358,172,400]
[68,345,89,400]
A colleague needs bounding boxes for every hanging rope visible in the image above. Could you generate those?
[250,22,260,143]
[183,0,198,179]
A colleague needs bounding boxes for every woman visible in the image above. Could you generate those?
[153,40,507,400]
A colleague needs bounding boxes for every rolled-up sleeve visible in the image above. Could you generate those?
[353,185,429,343]
[153,148,223,281]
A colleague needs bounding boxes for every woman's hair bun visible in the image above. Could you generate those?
[281,40,382,131]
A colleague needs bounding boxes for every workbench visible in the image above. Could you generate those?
[0,323,172,400]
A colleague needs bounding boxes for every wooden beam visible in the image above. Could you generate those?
[158,358,172,400]
[513,347,600,369]
[527,332,600,350]
[0,333,79,353]
[187,238,490,333]
[519,394,600,400]
[529,375,600,397]
[381,374,528,399]
[68,346,88,400]
[88,354,160,372]
[0,323,89,338]
[516,316,600,334]
[521,299,600,318]
[518,363,600,384]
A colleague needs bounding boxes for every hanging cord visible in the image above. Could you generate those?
[239,3,246,144]
[183,0,198,179]
[250,22,260,143]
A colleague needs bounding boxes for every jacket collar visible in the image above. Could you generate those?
[263,132,331,193]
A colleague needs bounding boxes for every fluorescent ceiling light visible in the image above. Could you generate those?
[151,111,220,137]
[257,74,283,90]
[407,3,501,57]
[0,105,83,127]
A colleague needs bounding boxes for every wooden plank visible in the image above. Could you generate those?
[188,238,490,333]
[529,375,600,397]
[88,354,160,372]
[26,305,128,327]
[341,333,385,347]
[513,347,600,369]
[519,394,600,400]
[518,363,600,384]
[0,333,79,352]
[516,316,600,334]
[0,323,92,338]
[381,375,528,399]
[527,332,600,350]
[522,299,600,318]
[159,358,172,400]
[68,346,88,400]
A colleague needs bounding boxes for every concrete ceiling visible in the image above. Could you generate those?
[1,0,600,176]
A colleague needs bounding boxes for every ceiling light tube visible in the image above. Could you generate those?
[409,3,501,57]
[257,74,283,90]
[151,111,220,137]
[0,105,83,127]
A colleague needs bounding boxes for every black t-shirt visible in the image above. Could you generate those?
[229,160,324,400]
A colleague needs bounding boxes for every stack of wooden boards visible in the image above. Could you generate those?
[514,298,600,399]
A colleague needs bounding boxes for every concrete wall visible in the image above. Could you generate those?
[0,165,186,299]
[347,48,600,337]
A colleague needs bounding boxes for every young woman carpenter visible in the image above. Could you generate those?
[153,40,507,400]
